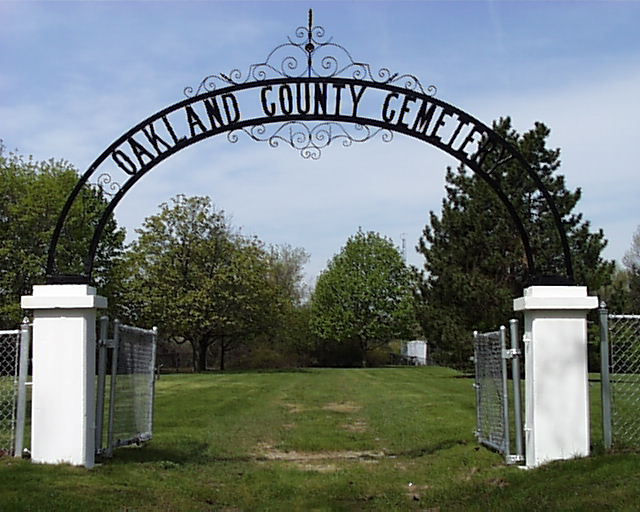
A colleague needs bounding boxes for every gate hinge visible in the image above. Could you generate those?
[506,454,525,465]
[502,348,521,360]
[98,338,116,349]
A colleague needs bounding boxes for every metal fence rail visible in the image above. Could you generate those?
[473,322,524,465]
[96,318,157,457]
[600,306,640,449]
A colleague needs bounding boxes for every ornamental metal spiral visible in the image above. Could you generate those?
[96,173,122,198]
[185,11,436,95]
[228,121,394,160]
[184,9,435,159]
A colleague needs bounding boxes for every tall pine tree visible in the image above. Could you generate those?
[416,118,613,367]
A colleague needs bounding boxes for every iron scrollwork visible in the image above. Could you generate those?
[95,173,122,198]
[228,122,393,160]
[185,9,434,158]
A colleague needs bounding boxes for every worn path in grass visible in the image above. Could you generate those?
[0,366,639,511]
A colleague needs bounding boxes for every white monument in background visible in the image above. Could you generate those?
[403,340,428,365]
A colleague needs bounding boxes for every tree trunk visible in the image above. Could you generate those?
[219,338,226,371]
[361,339,368,368]
[190,341,198,372]
[197,338,208,372]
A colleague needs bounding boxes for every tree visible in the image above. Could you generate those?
[262,244,314,365]
[310,229,420,366]
[267,244,310,306]
[117,195,284,371]
[0,143,125,327]
[416,119,614,367]
[623,225,640,311]
[598,265,633,314]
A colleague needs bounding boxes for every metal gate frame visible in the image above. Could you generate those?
[473,320,524,465]
[95,317,157,457]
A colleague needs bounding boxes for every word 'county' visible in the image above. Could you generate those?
[259,82,367,117]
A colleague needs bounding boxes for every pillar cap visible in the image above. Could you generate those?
[514,285,598,312]
[21,284,107,310]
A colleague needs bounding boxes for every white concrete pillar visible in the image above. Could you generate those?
[514,285,598,468]
[21,284,107,468]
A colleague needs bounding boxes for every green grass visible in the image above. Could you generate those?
[0,367,639,511]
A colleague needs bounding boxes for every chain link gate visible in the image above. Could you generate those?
[599,305,640,450]
[95,317,157,457]
[473,320,524,465]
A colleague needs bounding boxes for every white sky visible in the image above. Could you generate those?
[1,1,639,285]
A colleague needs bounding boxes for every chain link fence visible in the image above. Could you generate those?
[96,318,157,457]
[0,330,20,455]
[473,322,524,465]
[0,321,30,458]
[600,308,640,449]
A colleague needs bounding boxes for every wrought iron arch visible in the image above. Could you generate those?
[46,11,574,285]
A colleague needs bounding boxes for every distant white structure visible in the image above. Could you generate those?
[402,340,428,365]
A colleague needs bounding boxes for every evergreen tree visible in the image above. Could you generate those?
[416,118,613,367]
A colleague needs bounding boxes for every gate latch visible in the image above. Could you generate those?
[506,454,525,465]
[502,348,521,360]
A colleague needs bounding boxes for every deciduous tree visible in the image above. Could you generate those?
[623,225,640,311]
[117,195,285,371]
[311,229,419,366]
[0,143,124,327]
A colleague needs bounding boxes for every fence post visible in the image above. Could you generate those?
[106,319,120,458]
[499,326,511,459]
[95,316,109,456]
[599,302,612,450]
[150,326,158,435]
[14,318,30,457]
[509,319,524,463]
[473,331,481,439]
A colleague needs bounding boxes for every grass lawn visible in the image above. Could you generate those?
[1,366,639,511]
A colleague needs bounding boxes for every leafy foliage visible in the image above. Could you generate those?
[416,119,614,367]
[623,225,640,312]
[261,245,316,366]
[0,143,124,327]
[311,229,420,366]
[598,265,634,314]
[115,195,300,371]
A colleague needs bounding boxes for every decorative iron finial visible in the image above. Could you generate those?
[185,11,434,95]
[183,9,436,159]
[306,9,314,77]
